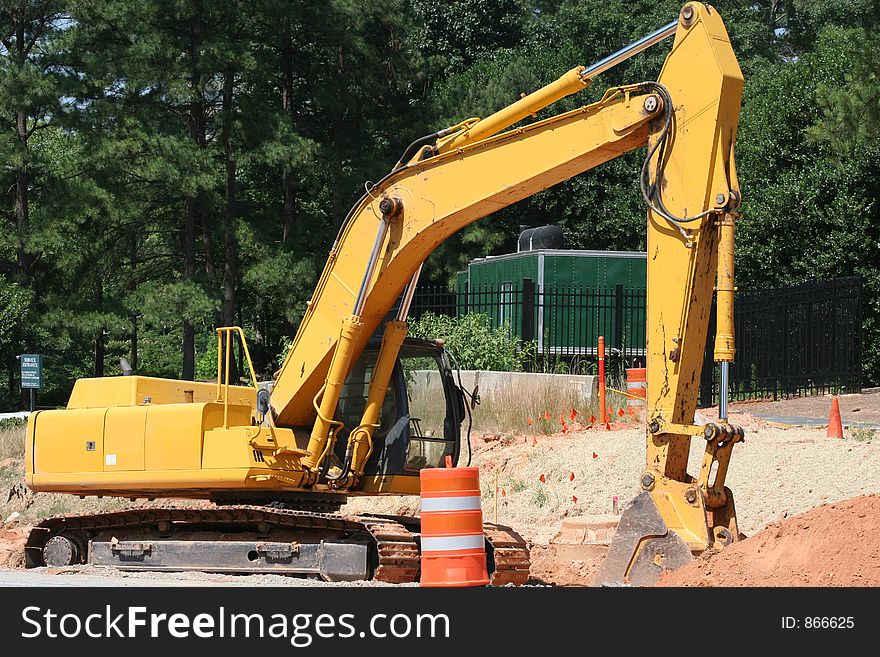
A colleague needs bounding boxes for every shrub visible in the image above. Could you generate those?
[0,424,25,461]
[409,312,523,371]
[0,417,26,431]
[849,427,876,442]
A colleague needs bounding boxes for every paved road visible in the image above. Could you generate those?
[750,413,880,430]
[0,568,401,587]
[0,568,232,587]
[730,391,880,428]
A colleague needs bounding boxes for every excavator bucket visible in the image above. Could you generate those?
[591,492,693,587]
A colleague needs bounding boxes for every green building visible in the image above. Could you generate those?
[454,249,647,360]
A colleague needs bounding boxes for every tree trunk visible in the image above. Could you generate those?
[202,223,216,286]
[129,231,138,371]
[222,64,239,382]
[280,14,296,243]
[130,318,138,372]
[15,111,31,285]
[95,330,104,376]
[282,170,296,244]
[182,196,197,380]
[13,11,32,285]
[330,46,346,225]
[95,280,104,377]
[182,4,205,382]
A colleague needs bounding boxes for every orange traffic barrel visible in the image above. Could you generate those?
[626,367,647,417]
[419,466,489,587]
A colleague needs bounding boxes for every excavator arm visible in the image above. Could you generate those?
[272,2,744,584]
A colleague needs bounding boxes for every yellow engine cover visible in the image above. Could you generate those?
[66,375,253,409]
[24,376,314,498]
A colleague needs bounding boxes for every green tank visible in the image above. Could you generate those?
[454,249,646,359]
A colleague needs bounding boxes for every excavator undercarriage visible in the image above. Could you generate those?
[25,506,530,585]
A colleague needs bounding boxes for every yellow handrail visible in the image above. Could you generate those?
[215,326,260,428]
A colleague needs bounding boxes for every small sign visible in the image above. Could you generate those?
[20,354,42,390]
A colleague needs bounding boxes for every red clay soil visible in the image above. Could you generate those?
[658,495,880,587]
[528,545,605,586]
[0,525,27,569]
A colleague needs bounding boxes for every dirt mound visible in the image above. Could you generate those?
[0,525,28,569]
[528,545,603,586]
[659,495,880,586]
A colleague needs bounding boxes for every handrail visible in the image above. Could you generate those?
[215,326,260,429]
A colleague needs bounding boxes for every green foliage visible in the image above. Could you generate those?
[0,417,26,432]
[195,337,220,382]
[734,23,880,381]
[509,478,527,493]
[810,29,880,156]
[0,281,29,348]
[409,312,523,372]
[276,337,293,372]
[1,0,879,412]
[412,0,528,76]
[530,486,549,508]
[849,427,876,442]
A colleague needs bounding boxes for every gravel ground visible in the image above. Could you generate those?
[346,423,880,545]
[0,566,414,587]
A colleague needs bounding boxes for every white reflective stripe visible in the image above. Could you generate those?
[420,495,482,512]
[420,534,485,552]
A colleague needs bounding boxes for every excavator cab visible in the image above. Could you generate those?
[332,337,465,479]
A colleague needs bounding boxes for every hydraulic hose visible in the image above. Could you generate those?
[393,128,454,171]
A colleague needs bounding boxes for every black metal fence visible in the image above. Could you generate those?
[699,277,864,405]
[412,276,864,403]
[411,279,646,374]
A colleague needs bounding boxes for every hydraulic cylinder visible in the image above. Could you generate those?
[714,213,736,420]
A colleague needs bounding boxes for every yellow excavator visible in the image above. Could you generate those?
[23,2,743,586]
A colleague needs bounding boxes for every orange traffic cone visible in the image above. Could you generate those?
[827,397,843,439]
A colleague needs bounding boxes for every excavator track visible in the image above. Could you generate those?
[24,506,416,582]
[24,507,529,585]
[358,517,421,583]
[351,514,532,586]
[484,523,531,587]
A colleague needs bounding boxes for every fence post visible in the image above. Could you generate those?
[806,298,814,393]
[614,284,624,355]
[780,298,788,398]
[855,277,863,392]
[521,278,535,343]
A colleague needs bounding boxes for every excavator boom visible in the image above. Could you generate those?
[271,89,657,426]
[272,4,741,436]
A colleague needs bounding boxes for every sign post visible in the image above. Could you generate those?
[19,354,42,412]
